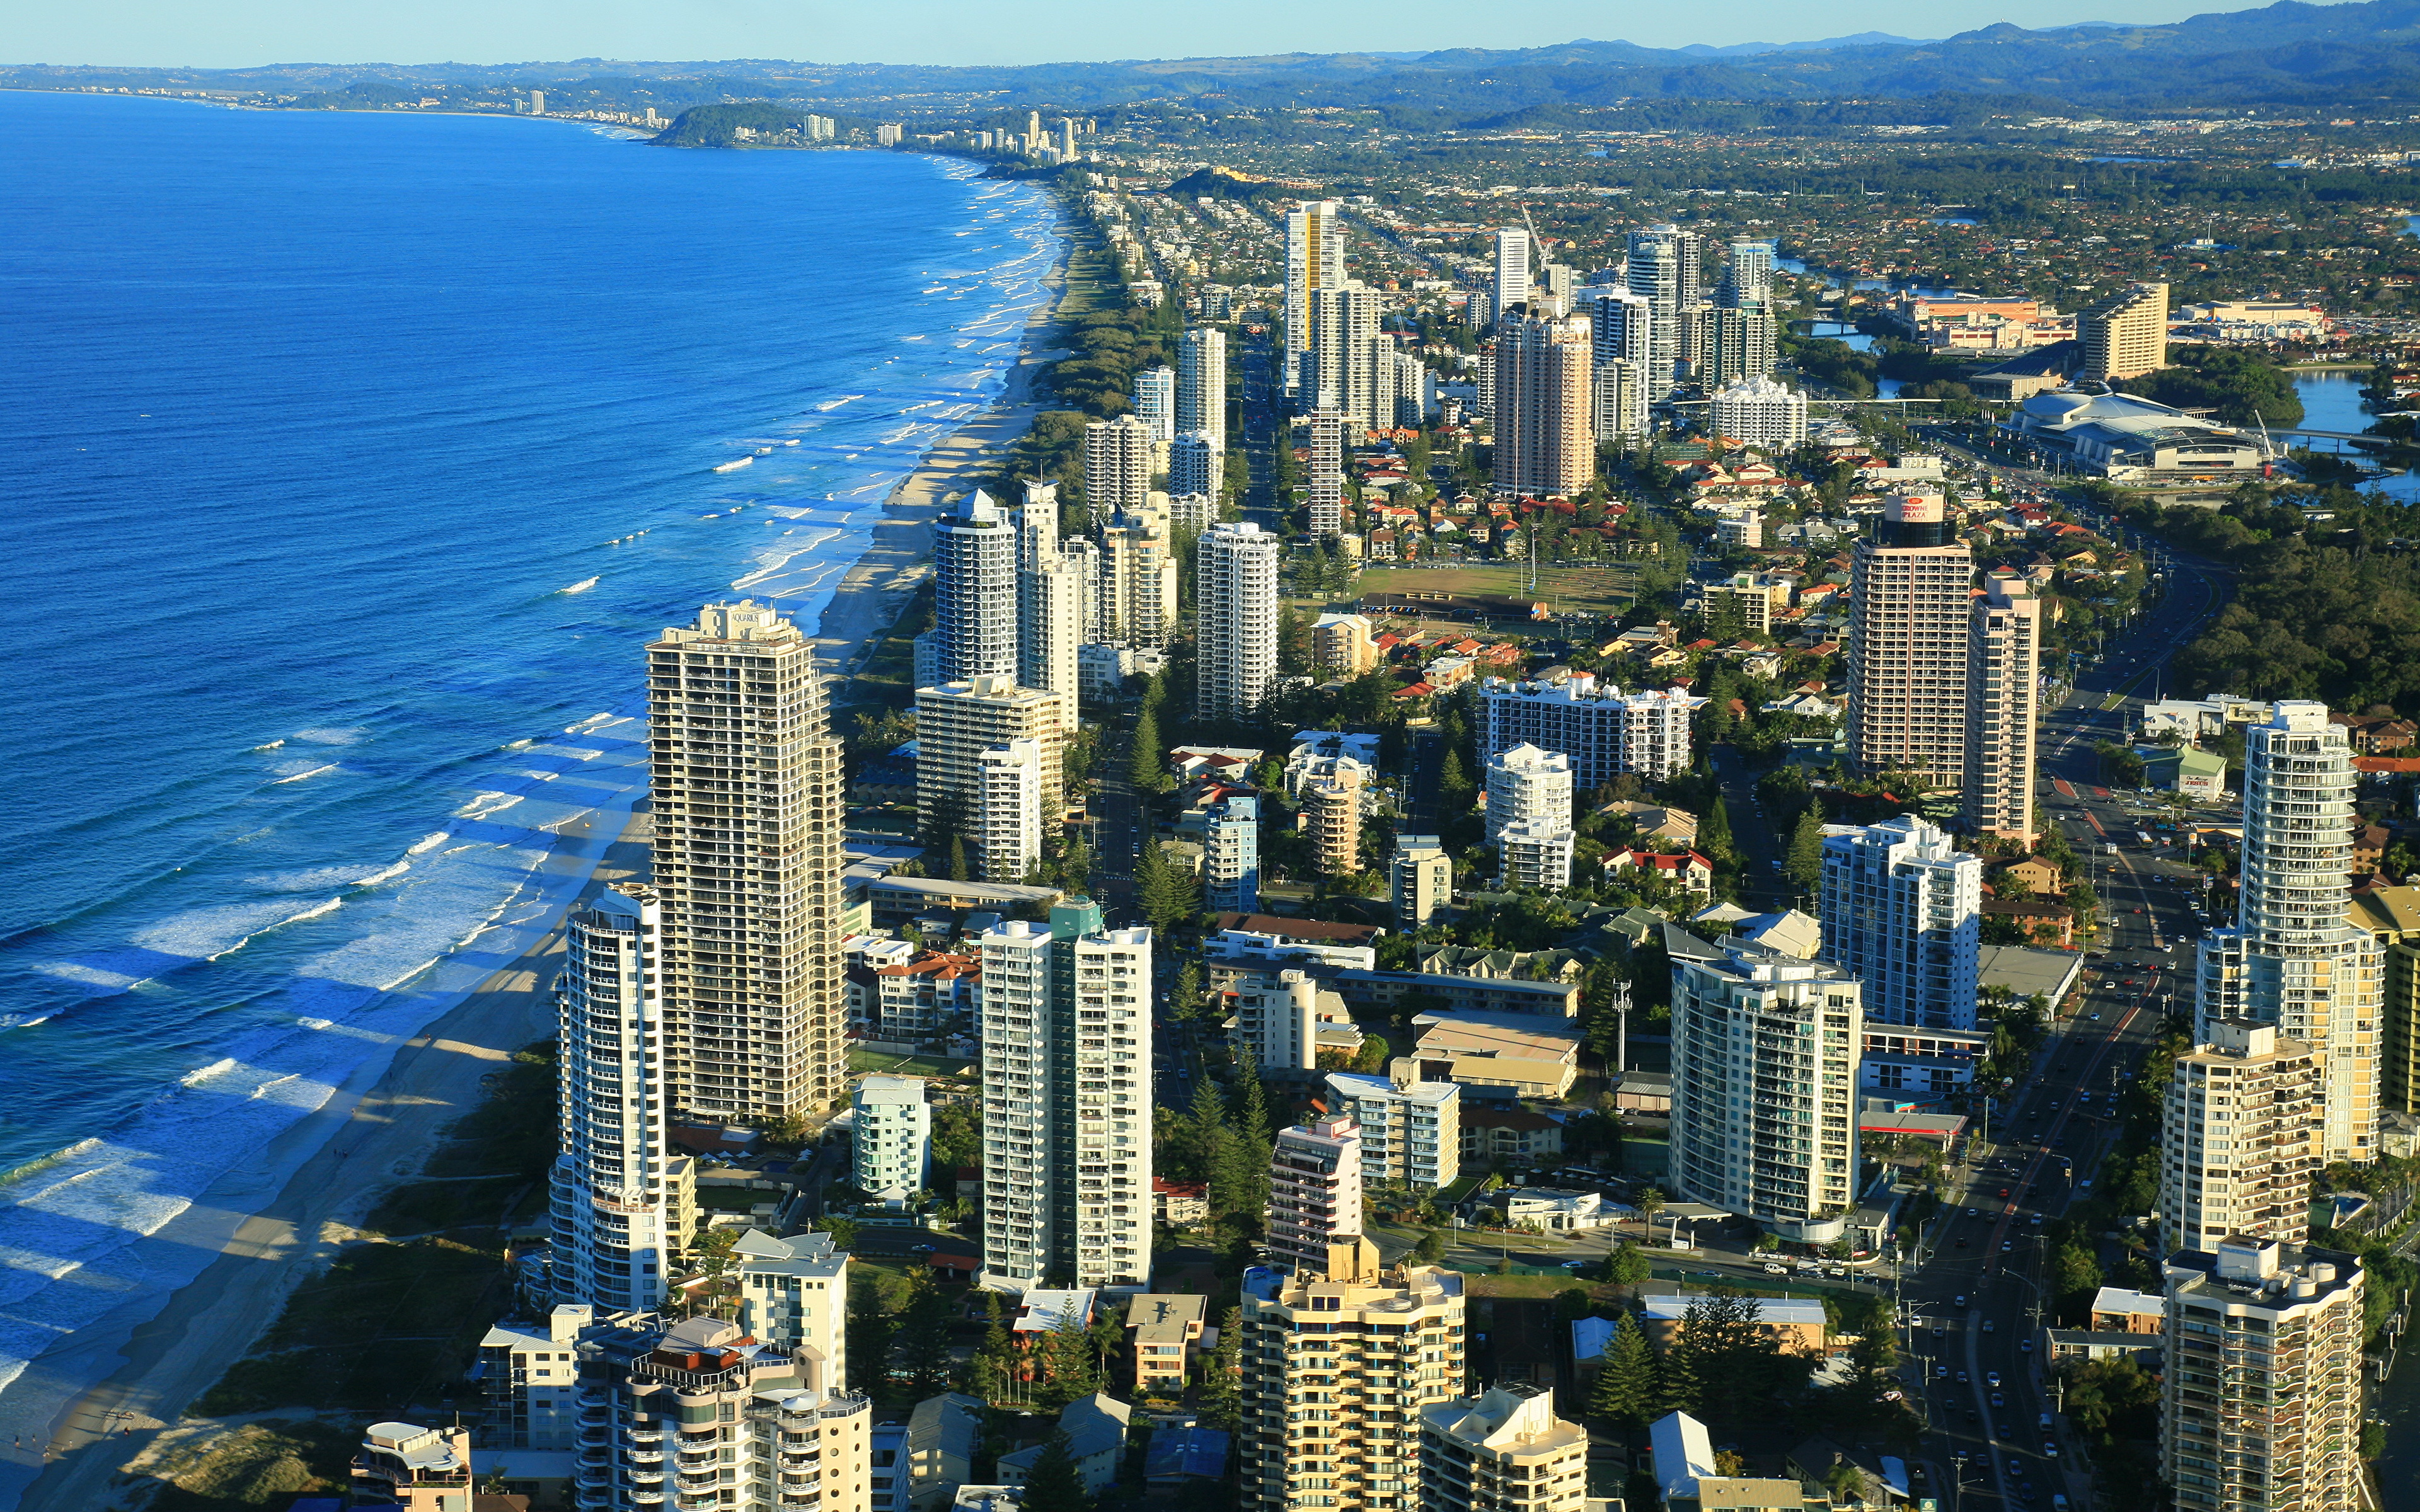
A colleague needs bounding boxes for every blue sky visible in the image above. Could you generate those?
[14,0,2250,70]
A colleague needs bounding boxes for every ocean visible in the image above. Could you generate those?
[0,87,1056,1474]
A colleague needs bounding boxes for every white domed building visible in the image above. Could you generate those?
[2003,386,2271,480]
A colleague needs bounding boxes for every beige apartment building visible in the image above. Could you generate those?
[1419,1383,1589,1512]
[1845,495,1973,787]
[2163,1240,2364,1512]
[1299,757,1366,875]
[1490,311,1595,499]
[2348,882,2420,1116]
[1963,569,2044,844]
[914,675,1068,847]
[2160,1019,2322,1256]
[1314,612,1380,676]
[2081,280,2170,382]
[647,601,848,1119]
[1239,1243,1467,1512]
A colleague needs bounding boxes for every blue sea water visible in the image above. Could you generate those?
[0,88,1055,1458]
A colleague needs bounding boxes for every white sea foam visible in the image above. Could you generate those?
[454,791,522,820]
[268,762,341,786]
[814,394,865,411]
[251,738,285,752]
[352,860,410,888]
[558,576,599,594]
[292,727,362,745]
[407,831,452,854]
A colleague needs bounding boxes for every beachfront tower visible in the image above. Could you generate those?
[1083,415,1151,524]
[974,902,1154,1292]
[647,601,849,1118]
[1306,410,1345,537]
[1818,816,1981,1030]
[1196,522,1282,721]
[932,488,1019,684]
[914,675,1066,865]
[550,884,698,1313]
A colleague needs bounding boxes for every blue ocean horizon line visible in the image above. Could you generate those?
[0,88,1061,1479]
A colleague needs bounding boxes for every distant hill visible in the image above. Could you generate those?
[13,0,2420,113]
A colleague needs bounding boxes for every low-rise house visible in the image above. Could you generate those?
[1460,1104,1565,1166]
[1642,1293,1827,1355]
[1502,1187,1614,1232]
[1124,1294,1208,1396]
[1605,849,1717,898]
[997,1394,1131,1494]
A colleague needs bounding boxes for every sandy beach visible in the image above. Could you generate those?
[8,201,1076,1512]
[13,806,652,1512]
[805,214,1076,674]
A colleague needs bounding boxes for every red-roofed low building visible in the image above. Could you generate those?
[1604,849,1715,898]
[870,951,981,1040]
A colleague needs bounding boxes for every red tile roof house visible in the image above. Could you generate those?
[1604,849,1716,897]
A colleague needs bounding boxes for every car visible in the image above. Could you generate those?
[2089,1011,2102,1021]
[1561,1259,1590,1271]
[1983,1319,1997,1332]
[2003,1241,2015,1252]
[1956,1236,1970,1247]
[2030,1214,2044,1226]
[1936,1365,1950,1379]
[1956,1370,1969,1383]
[1763,1261,1787,1274]
[1988,1371,2003,1387]
[2020,1338,2035,1353]
[909,1244,936,1254]
[1991,1392,2007,1409]
[1955,1295,1969,1308]
[1966,1207,1979,1217]
[1999,1188,2011,1198]
[1932,1324,1947,1337]
[2046,1440,2061,1457]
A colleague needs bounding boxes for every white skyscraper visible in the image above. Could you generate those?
[1325,1070,1460,1188]
[975,901,1153,1292]
[1484,743,1574,848]
[1480,675,1700,785]
[1133,364,1177,443]
[976,737,1047,883]
[1671,946,1862,1243]
[1171,432,1224,505]
[648,602,848,1118]
[1964,570,2044,844]
[916,675,1066,849]
[1310,284,1385,430]
[1492,226,1533,324]
[1284,200,1346,402]
[550,885,696,1313]
[1625,229,1684,392]
[1306,409,1345,538]
[1708,374,1808,448]
[1178,326,1228,449]
[932,488,1019,684]
[1269,1114,1363,1273]
[1818,816,1981,1030]
[2198,702,2383,1162]
[1018,520,1086,731]
[1084,415,1152,522]
[1196,521,1282,721]
[852,1075,931,1198]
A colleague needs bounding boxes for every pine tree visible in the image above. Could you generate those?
[1171,961,1203,1022]
[1784,805,1826,893]
[1589,1314,1656,1431]
[972,1290,1017,1406]
[1196,1306,1244,1428]
[1652,1338,1700,1419]
[896,1269,958,1396]
[1015,1434,1090,1512]
[1699,796,1736,864]
[1042,1306,1098,1408]
[1140,842,1200,933]
[1132,704,1165,791]
[948,832,971,883]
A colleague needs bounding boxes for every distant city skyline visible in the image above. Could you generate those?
[14,0,2242,72]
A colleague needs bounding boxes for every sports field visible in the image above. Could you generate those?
[1350,563,1637,616]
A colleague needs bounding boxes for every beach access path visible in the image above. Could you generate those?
[16,808,653,1512]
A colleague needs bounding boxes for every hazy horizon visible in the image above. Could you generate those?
[7,0,2248,73]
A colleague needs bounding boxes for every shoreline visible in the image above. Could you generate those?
[805,204,1078,681]
[4,187,1077,1512]
[11,804,654,1512]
